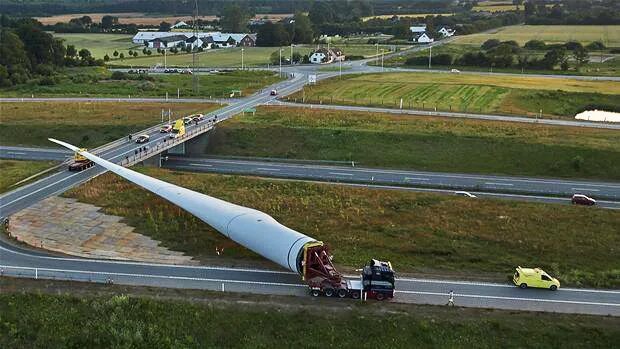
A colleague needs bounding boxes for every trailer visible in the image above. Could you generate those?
[50,138,396,300]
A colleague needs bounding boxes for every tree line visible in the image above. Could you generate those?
[0,15,102,87]
[524,0,620,25]
[406,39,604,71]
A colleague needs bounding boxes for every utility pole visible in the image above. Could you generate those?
[428,45,432,69]
[191,0,199,94]
[279,48,282,77]
[290,43,293,64]
[375,43,379,64]
[241,48,244,70]
[339,57,342,78]
[381,49,384,71]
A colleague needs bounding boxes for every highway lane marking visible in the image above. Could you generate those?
[1,265,305,288]
[256,168,281,171]
[189,163,213,167]
[185,158,620,190]
[572,188,600,192]
[0,246,297,275]
[404,177,429,181]
[329,172,353,176]
[6,151,26,155]
[485,182,514,186]
[397,290,620,307]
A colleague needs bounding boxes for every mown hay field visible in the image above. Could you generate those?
[454,25,620,46]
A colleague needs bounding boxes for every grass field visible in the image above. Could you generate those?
[0,102,219,147]
[287,72,620,118]
[38,12,291,26]
[382,43,620,76]
[53,33,140,59]
[2,290,618,348]
[0,160,57,193]
[0,68,281,98]
[454,25,620,46]
[209,106,620,180]
[107,44,401,68]
[66,167,620,287]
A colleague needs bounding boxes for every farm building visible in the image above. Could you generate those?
[409,24,427,33]
[412,32,434,44]
[438,27,455,37]
[133,31,256,48]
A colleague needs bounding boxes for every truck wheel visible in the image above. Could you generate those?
[550,285,557,291]
[350,291,360,299]
[519,283,527,289]
[323,288,334,297]
[337,289,347,298]
[310,289,321,297]
[376,293,385,301]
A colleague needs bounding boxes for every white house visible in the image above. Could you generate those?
[184,36,204,50]
[133,31,256,47]
[438,26,455,37]
[409,24,427,33]
[171,21,189,29]
[147,35,187,49]
[412,32,434,44]
[310,48,345,64]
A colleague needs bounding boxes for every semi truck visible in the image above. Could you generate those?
[169,119,186,139]
[68,148,95,171]
[50,138,396,300]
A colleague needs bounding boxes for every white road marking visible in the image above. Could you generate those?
[485,182,514,186]
[397,290,620,307]
[0,265,305,288]
[256,167,281,171]
[572,188,599,192]
[189,163,212,167]
[404,177,429,181]
[6,152,26,155]
[329,172,353,176]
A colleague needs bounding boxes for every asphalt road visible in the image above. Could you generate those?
[5,147,620,208]
[275,101,620,130]
[1,55,619,315]
[157,156,620,208]
[1,241,618,316]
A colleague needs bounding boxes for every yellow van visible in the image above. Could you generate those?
[513,266,560,291]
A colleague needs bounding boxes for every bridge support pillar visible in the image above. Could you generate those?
[142,153,161,168]
[184,132,211,156]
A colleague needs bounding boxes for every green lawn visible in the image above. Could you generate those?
[454,25,620,46]
[209,106,620,180]
[107,44,401,68]
[2,291,618,348]
[0,68,281,98]
[53,33,140,59]
[0,102,219,148]
[382,43,620,77]
[286,72,620,118]
[66,168,620,288]
[0,160,57,193]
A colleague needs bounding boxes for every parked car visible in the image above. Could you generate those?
[160,124,172,133]
[513,266,560,291]
[270,89,278,96]
[571,194,596,206]
[455,191,476,198]
[135,134,150,143]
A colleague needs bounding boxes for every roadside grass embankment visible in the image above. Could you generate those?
[286,72,620,118]
[65,169,620,288]
[0,160,57,194]
[0,68,281,99]
[1,288,618,348]
[0,102,219,148]
[208,106,620,181]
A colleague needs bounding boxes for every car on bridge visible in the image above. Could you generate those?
[183,116,193,125]
[571,194,596,206]
[135,134,150,144]
[160,125,172,133]
[270,89,278,96]
[513,266,560,291]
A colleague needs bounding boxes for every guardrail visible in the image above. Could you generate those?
[118,120,217,167]
[0,265,307,297]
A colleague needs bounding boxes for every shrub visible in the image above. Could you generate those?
[405,56,428,66]
[433,53,453,66]
[110,71,128,80]
[481,39,501,50]
[38,76,57,86]
[565,41,583,51]
[571,155,584,171]
[586,41,606,50]
[524,40,546,50]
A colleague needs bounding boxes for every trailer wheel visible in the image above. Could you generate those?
[376,293,385,301]
[310,289,321,297]
[337,289,347,298]
[350,291,360,299]
[323,288,334,297]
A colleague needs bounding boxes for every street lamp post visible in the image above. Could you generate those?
[279,48,282,77]
[375,43,379,64]
[381,49,384,71]
[290,44,294,64]
[241,48,244,70]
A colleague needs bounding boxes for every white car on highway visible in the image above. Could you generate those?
[455,191,476,198]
